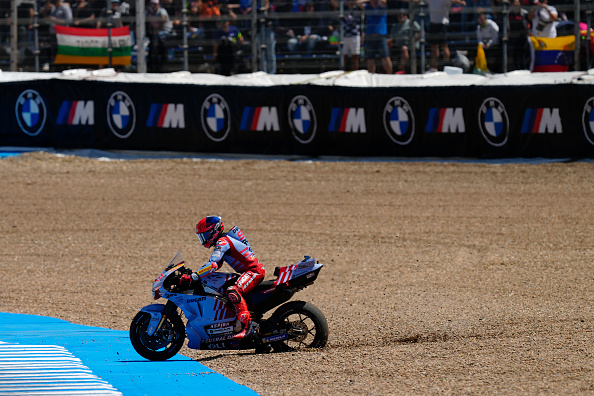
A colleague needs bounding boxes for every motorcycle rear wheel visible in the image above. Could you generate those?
[269,301,329,352]
[129,312,186,361]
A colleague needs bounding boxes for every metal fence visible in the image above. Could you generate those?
[0,0,591,74]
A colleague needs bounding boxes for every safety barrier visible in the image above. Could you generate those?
[2,75,594,158]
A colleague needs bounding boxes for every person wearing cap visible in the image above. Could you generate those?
[528,0,558,38]
[389,9,420,74]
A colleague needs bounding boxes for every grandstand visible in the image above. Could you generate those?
[0,0,590,74]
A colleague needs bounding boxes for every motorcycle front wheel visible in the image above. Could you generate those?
[269,301,329,352]
[129,312,186,361]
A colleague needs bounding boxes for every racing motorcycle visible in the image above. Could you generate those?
[130,252,329,360]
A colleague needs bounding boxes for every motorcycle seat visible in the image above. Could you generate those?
[251,280,276,293]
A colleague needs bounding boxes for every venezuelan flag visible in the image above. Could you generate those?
[529,35,575,72]
[54,26,132,66]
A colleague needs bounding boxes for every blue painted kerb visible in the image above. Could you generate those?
[0,312,259,395]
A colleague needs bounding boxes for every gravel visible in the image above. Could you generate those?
[1,152,593,395]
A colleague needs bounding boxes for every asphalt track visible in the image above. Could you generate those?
[0,312,259,396]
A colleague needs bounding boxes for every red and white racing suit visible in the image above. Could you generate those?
[197,226,265,330]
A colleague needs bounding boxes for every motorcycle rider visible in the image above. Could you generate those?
[180,215,264,340]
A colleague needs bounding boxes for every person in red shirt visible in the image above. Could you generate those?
[181,216,264,340]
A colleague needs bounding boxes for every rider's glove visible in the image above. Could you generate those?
[179,274,192,286]
[179,273,200,286]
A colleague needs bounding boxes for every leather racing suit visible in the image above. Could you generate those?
[196,226,265,335]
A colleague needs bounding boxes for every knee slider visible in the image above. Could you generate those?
[227,287,242,304]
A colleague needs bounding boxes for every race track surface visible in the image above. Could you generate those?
[1,152,593,395]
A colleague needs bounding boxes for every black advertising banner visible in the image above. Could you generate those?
[1,79,594,158]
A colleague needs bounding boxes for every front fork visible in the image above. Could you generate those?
[146,300,178,336]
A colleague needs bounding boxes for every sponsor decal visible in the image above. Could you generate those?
[205,342,227,349]
[15,89,47,136]
[263,334,288,343]
[240,107,280,131]
[146,103,185,128]
[205,321,235,335]
[57,100,94,125]
[328,108,366,133]
[288,95,317,144]
[106,91,136,138]
[425,108,465,133]
[383,97,415,145]
[205,334,234,342]
[186,297,206,304]
[478,97,509,147]
[206,320,235,329]
[521,108,562,134]
[201,94,231,142]
[581,97,594,146]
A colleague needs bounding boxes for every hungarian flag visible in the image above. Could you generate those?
[529,35,575,72]
[54,25,132,66]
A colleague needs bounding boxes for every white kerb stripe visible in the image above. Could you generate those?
[0,343,122,396]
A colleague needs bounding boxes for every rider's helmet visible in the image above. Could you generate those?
[196,216,224,248]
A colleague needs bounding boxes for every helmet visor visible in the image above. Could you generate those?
[196,231,210,245]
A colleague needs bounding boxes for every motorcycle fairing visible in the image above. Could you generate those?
[273,257,323,286]
[139,303,167,336]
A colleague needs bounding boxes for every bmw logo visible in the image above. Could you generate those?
[201,94,231,142]
[478,97,509,147]
[15,89,47,136]
[383,97,415,145]
[288,95,317,144]
[581,97,594,146]
[107,91,136,139]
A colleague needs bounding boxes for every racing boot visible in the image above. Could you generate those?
[232,312,259,340]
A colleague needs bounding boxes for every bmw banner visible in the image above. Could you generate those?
[1,79,593,158]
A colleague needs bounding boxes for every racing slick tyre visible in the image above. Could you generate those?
[268,301,329,352]
[129,312,186,361]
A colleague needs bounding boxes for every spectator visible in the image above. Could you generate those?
[212,17,244,75]
[162,0,183,35]
[364,0,392,74]
[425,0,466,72]
[146,0,173,71]
[97,0,124,28]
[187,1,206,41]
[342,0,362,71]
[46,0,73,34]
[17,1,35,44]
[476,7,500,72]
[287,1,328,54]
[42,0,72,69]
[389,8,420,74]
[72,0,98,27]
[507,0,529,70]
[528,0,558,38]
[200,0,220,40]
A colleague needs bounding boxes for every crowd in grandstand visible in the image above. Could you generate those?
[0,0,588,74]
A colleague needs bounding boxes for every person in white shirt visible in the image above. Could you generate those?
[476,8,501,72]
[528,0,558,38]
[477,8,499,48]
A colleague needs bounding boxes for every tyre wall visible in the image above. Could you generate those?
[3,80,594,158]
